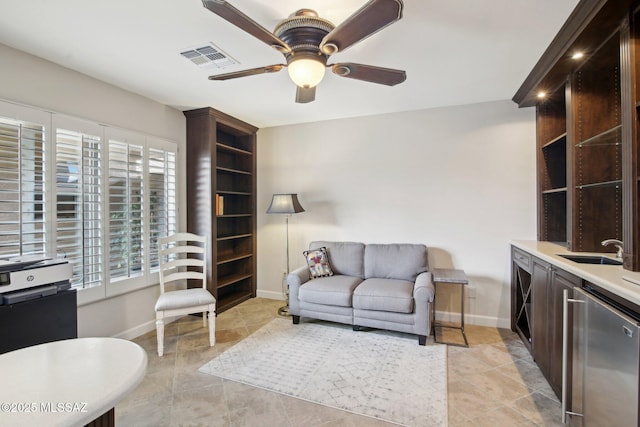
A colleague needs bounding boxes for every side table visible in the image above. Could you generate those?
[432,268,469,347]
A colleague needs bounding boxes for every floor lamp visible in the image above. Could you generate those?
[266,193,305,316]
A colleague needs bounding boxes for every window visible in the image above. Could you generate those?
[55,126,102,289]
[148,144,177,271]
[106,131,178,295]
[108,139,144,281]
[0,117,46,258]
[0,101,178,304]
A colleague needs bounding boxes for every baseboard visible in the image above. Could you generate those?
[117,302,508,340]
[256,289,285,300]
[112,316,181,341]
[436,311,510,329]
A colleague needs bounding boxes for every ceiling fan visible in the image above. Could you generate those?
[201,0,407,103]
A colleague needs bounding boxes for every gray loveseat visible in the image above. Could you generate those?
[287,241,434,345]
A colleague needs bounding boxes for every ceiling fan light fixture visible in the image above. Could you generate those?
[287,57,326,88]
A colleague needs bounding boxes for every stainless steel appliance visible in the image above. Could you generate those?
[563,285,640,426]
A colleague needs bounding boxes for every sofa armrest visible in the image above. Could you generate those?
[287,266,310,315]
[414,271,435,302]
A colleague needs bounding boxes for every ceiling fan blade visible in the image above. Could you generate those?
[319,0,403,54]
[331,63,406,86]
[296,86,316,103]
[202,0,290,53]
[208,64,285,80]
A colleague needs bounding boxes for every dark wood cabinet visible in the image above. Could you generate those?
[514,0,640,271]
[511,246,533,352]
[531,258,551,378]
[511,246,581,399]
[627,7,640,272]
[537,86,568,244]
[570,31,622,253]
[184,107,258,313]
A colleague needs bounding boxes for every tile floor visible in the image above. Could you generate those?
[116,298,563,426]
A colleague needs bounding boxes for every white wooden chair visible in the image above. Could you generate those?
[155,232,216,356]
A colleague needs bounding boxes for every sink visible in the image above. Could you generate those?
[558,254,622,265]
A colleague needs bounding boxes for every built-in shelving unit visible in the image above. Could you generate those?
[572,31,622,252]
[184,107,258,313]
[514,0,640,270]
[537,87,567,244]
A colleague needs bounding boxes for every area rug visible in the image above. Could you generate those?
[199,318,448,426]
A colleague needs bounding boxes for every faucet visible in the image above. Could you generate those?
[601,239,624,258]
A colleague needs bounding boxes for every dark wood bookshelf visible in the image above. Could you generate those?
[184,107,258,313]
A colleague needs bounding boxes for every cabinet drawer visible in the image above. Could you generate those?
[512,247,532,271]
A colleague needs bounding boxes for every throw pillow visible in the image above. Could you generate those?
[303,247,334,278]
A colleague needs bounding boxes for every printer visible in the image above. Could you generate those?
[0,257,73,305]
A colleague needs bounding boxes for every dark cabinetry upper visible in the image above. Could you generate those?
[514,0,640,271]
[184,107,257,313]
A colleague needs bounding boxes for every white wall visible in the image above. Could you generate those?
[0,43,187,338]
[257,100,537,328]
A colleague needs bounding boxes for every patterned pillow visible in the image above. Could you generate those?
[303,247,334,279]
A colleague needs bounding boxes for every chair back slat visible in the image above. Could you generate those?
[160,245,205,257]
[162,258,204,271]
[159,233,205,245]
[162,271,205,285]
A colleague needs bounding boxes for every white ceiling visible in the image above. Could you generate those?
[0,0,578,128]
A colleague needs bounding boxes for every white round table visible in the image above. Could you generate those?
[0,337,147,427]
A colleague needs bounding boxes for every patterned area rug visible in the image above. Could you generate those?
[199,318,448,426]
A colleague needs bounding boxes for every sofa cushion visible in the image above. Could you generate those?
[353,278,415,314]
[364,244,428,282]
[303,247,334,278]
[298,275,362,307]
[310,241,365,278]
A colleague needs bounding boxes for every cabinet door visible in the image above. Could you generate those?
[549,268,581,399]
[531,257,551,377]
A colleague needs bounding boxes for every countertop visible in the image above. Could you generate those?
[0,337,147,427]
[512,240,640,307]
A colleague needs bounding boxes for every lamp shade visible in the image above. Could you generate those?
[287,58,326,88]
[266,193,305,214]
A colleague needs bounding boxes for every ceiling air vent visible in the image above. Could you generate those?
[180,43,238,69]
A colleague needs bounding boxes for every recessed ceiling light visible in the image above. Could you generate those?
[537,91,547,99]
[572,52,584,60]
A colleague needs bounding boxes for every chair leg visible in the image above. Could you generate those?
[156,317,165,357]
[202,311,206,328]
[208,306,216,347]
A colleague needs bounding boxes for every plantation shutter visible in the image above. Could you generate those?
[55,127,103,289]
[108,140,145,280]
[147,145,177,272]
[0,118,46,257]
